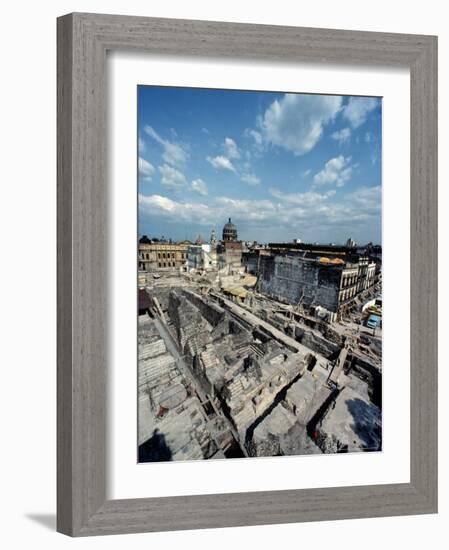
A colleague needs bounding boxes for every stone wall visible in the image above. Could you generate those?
[294,326,341,359]
[258,254,342,312]
[182,289,226,327]
[242,252,259,274]
[350,355,382,408]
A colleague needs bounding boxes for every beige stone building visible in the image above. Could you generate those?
[338,265,359,304]
[337,259,378,311]
[138,243,189,271]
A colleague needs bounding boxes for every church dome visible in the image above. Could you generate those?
[222,217,238,241]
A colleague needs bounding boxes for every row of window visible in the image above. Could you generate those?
[139,252,187,260]
[341,273,357,288]
[342,267,376,289]
[340,286,357,302]
[138,261,178,269]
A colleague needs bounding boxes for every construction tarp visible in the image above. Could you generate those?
[317,256,345,265]
[223,286,248,299]
[240,275,257,287]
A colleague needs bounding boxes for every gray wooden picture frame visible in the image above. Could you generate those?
[57,12,438,537]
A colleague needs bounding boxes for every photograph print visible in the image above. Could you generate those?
[137,85,382,463]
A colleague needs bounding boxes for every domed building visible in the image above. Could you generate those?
[218,217,242,270]
[222,217,238,242]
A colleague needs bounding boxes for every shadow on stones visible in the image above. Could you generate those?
[138,428,173,462]
[346,398,382,451]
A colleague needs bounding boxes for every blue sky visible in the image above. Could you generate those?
[138,86,382,245]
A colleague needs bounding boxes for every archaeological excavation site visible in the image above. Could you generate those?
[137,220,382,462]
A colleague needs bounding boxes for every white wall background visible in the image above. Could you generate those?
[0,1,445,548]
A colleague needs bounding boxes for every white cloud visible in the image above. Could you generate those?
[224,137,240,159]
[241,173,261,186]
[260,93,342,155]
[138,137,145,154]
[207,155,236,172]
[302,169,311,177]
[365,131,373,143]
[138,157,154,180]
[349,185,381,211]
[215,197,277,222]
[139,183,381,242]
[313,156,353,187]
[139,194,216,226]
[139,194,276,226]
[331,127,351,144]
[342,97,379,128]
[244,128,264,150]
[158,164,186,190]
[191,178,208,196]
[244,128,264,157]
[245,129,263,145]
[269,188,336,206]
[144,125,188,166]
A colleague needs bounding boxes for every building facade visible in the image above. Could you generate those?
[338,264,359,305]
[138,242,189,271]
[346,237,356,248]
[186,243,218,271]
[218,240,243,269]
[245,243,378,316]
[222,218,238,242]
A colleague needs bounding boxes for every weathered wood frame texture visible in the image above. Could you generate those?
[57,12,438,537]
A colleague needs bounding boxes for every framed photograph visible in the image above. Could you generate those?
[57,13,437,536]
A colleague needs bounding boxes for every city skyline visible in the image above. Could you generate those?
[138,229,379,248]
[138,86,382,244]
